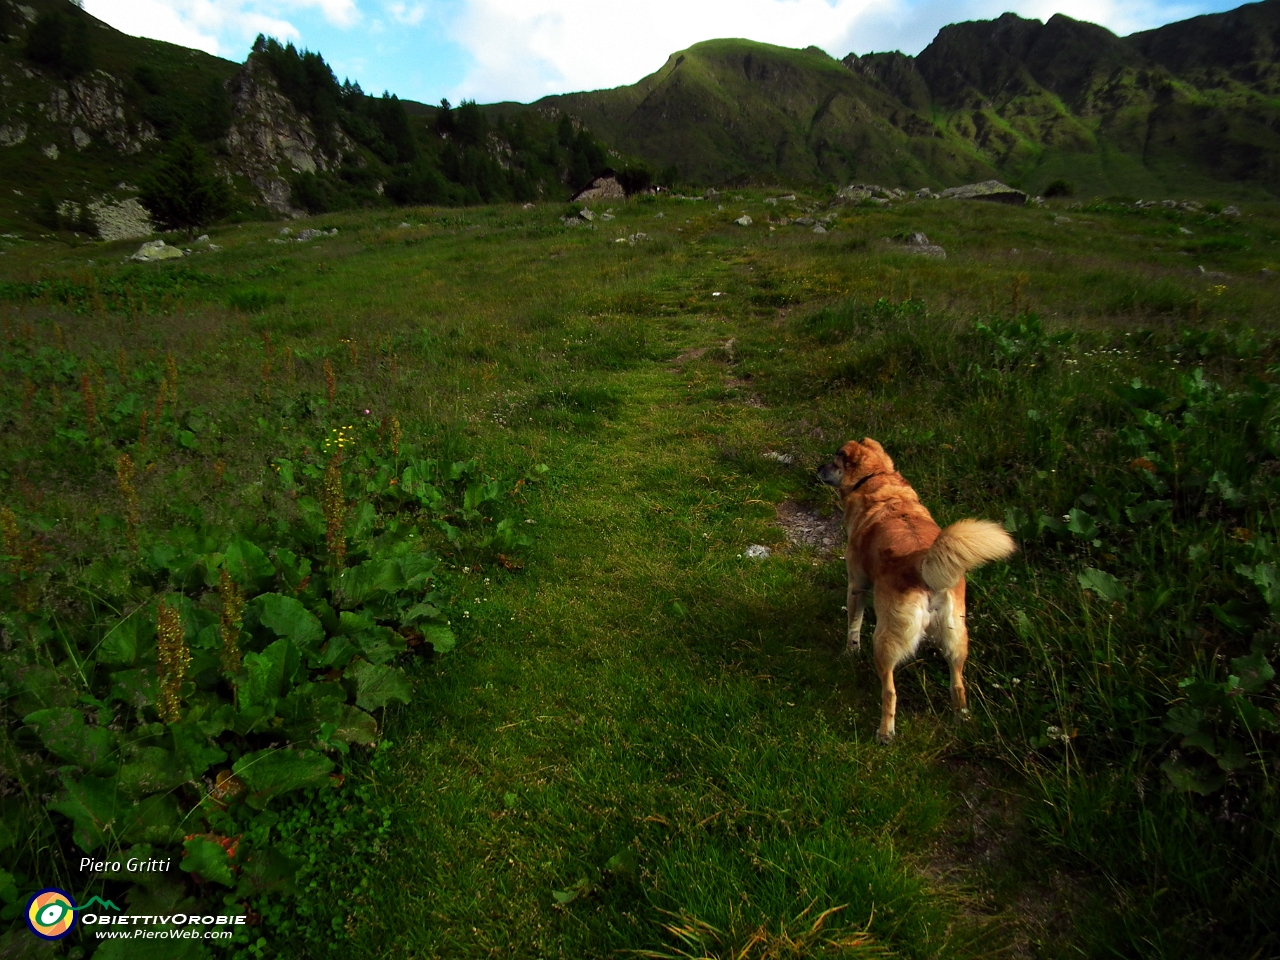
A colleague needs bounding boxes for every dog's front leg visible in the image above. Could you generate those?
[844,562,869,656]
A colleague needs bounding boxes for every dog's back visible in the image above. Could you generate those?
[819,438,1014,741]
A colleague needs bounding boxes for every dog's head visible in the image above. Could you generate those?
[818,438,895,496]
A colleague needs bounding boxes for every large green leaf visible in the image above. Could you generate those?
[23,708,119,773]
[49,774,122,852]
[222,538,275,588]
[1077,567,1127,603]
[97,610,155,666]
[257,593,324,652]
[181,836,236,887]
[354,626,406,665]
[337,558,405,605]
[1160,757,1225,795]
[331,704,379,745]
[233,748,335,808]
[117,747,190,799]
[109,667,158,710]
[120,793,184,847]
[347,660,412,711]
[236,846,302,897]
[239,639,301,709]
[419,624,456,654]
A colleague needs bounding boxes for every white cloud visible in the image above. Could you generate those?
[387,1,427,25]
[446,0,1231,103]
[82,0,359,59]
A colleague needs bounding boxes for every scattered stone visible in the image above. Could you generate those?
[889,231,946,258]
[600,212,615,221]
[42,143,58,160]
[71,126,90,149]
[763,451,795,465]
[579,208,596,222]
[398,221,410,228]
[279,227,292,236]
[1197,265,1229,279]
[735,215,752,226]
[573,175,625,202]
[938,180,1027,205]
[1179,227,1193,235]
[765,197,778,205]
[744,544,772,559]
[129,240,184,262]
[780,194,796,201]
[297,228,326,241]
[1223,205,1241,216]
[812,224,827,234]
[196,234,209,242]
[776,500,842,554]
[0,123,27,146]
[654,211,664,218]
[1054,215,1072,224]
[522,202,535,209]
[704,188,718,198]
[208,243,222,252]
[916,187,935,198]
[794,217,815,226]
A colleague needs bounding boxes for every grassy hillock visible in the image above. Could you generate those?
[1,188,1277,958]
[526,2,1280,198]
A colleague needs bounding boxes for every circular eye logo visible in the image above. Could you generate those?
[26,889,77,940]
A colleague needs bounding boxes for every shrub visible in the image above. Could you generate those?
[1043,178,1074,197]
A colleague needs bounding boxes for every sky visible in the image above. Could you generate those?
[81,0,1247,107]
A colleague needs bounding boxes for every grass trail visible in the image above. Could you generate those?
[361,364,992,957]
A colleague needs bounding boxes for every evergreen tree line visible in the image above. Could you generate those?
[252,37,624,213]
[19,4,93,79]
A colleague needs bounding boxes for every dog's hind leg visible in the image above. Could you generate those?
[844,561,869,656]
[931,582,971,717]
[872,600,924,743]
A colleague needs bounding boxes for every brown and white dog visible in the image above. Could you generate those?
[818,438,1015,742]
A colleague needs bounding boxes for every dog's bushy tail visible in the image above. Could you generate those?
[921,519,1016,591]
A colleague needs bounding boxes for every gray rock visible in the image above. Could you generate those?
[744,545,772,559]
[42,144,58,160]
[1223,205,1241,216]
[735,215,753,226]
[296,228,324,241]
[129,240,184,262]
[938,180,1027,205]
[88,198,153,242]
[572,176,625,202]
[579,208,596,222]
[890,231,946,258]
[812,224,827,234]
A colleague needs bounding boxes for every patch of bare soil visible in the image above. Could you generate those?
[775,500,842,554]
[925,760,1086,957]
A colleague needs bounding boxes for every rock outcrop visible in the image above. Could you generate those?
[225,57,353,216]
[937,180,1027,204]
[90,198,153,242]
[572,175,626,202]
[130,240,184,262]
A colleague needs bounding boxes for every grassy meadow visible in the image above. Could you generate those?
[1,191,1278,959]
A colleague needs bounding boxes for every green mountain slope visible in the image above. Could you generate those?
[528,1,1280,197]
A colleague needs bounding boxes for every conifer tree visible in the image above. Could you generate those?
[139,131,231,238]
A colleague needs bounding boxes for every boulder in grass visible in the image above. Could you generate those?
[938,180,1027,205]
[735,215,752,226]
[129,240,184,262]
[572,176,625,202]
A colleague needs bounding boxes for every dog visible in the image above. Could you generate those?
[818,438,1015,743]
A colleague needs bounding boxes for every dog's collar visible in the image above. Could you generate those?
[850,472,883,492]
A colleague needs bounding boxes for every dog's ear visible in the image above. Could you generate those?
[859,437,894,473]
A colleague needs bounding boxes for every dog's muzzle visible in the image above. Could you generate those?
[817,461,842,487]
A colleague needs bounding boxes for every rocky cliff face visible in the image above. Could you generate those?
[224,56,352,216]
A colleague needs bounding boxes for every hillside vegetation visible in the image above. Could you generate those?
[1,185,1278,958]
[533,1,1280,197]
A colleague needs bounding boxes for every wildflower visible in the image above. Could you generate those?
[218,568,244,676]
[156,598,189,723]
[322,450,347,575]
[116,454,140,551]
